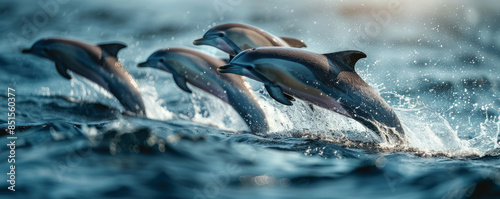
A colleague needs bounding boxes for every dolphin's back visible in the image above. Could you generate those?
[237,47,335,84]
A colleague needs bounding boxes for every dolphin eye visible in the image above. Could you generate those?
[218,33,224,37]
[159,58,165,63]
[245,65,253,70]
[42,47,49,53]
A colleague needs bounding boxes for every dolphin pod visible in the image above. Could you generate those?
[218,47,406,144]
[137,48,268,133]
[22,38,146,116]
[21,23,406,145]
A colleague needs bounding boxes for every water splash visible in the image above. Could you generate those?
[465,113,500,152]
[138,80,174,120]
[387,92,499,156]
[189,90,248,132]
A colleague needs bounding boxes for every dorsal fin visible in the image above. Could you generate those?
[323,50,367,71]
[98,43,127,57]
[280,37,307,48]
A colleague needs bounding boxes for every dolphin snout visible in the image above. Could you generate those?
[193,38,207,45]
[137,62,147,67]
[217,64,234,73]
[21,48,31,53]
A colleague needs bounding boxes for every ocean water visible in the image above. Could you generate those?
[1,0,500,198]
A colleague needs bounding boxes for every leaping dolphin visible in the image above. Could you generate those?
[193,23,306,56]
[218,47,406,144]
[137,48,269,133]
[22,38,146,116]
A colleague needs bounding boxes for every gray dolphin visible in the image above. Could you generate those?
[22,38,146,116]
[193,23,306,56]
[137,48,268,133]
[218,47,406,144]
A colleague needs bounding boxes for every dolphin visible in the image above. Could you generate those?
[217,47,406,144]
[137,48,268,133]
[22,38,146,116]
[193,23,307,57]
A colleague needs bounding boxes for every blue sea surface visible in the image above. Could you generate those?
[1,0,500,198]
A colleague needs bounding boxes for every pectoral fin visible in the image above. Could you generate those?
[265,84,292,105]
[246,67,293,105]
[56,63,72,79]
[173,74,192,93]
